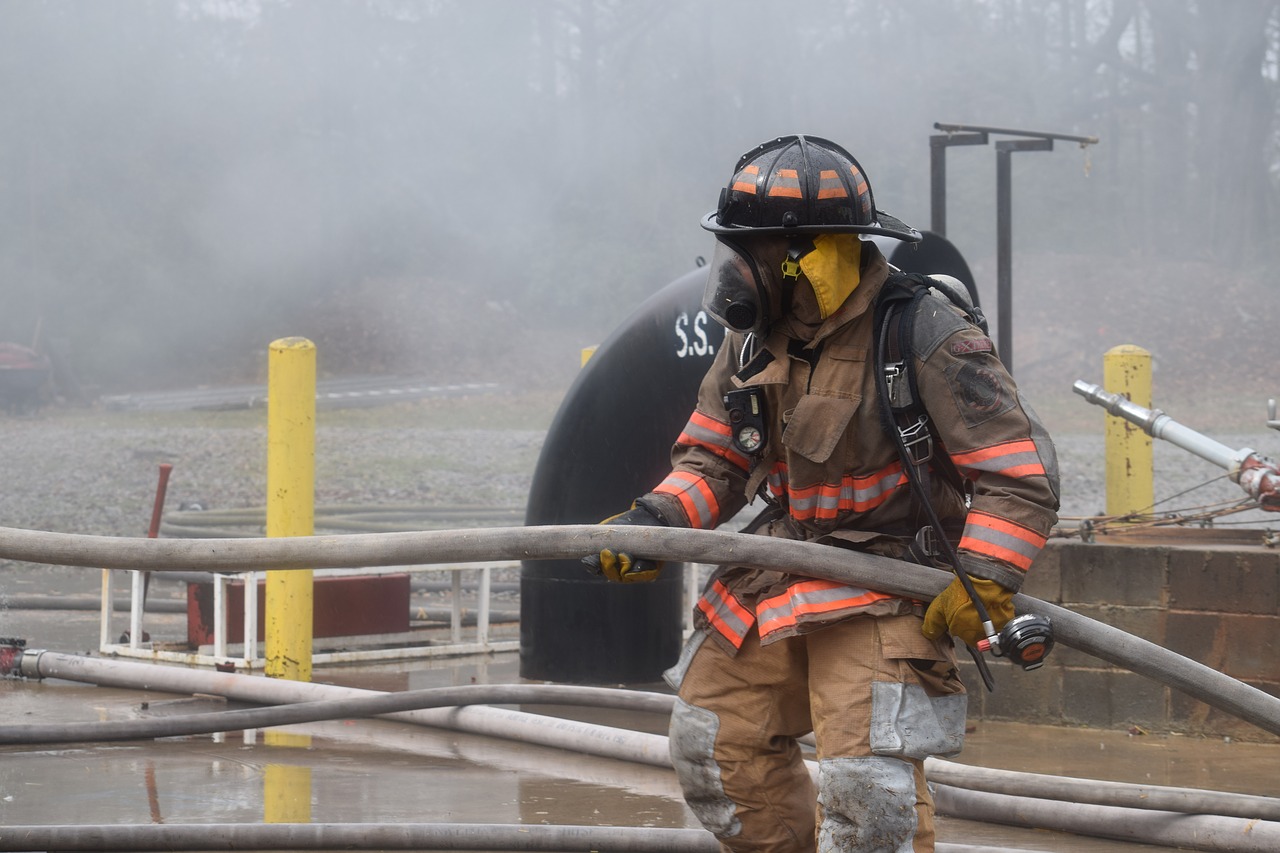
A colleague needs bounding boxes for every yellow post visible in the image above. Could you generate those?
[1104,345,1154,519]
[265,337,315,681]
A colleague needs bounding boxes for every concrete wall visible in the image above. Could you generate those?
[960,531,1280,743]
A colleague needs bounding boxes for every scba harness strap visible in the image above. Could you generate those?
[873,271,986,501]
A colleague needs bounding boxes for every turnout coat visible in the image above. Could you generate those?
[641,242,1061,653]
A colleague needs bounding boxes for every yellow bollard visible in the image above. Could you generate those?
[1103,345,1154,519]
[265,337,315,681]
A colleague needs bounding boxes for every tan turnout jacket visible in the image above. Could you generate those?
[642,242,1061,652]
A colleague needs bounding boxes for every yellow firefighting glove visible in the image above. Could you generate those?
[581,502,666,584]
[921,576,1015,647]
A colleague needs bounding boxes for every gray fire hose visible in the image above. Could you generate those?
[7,651,1279,852]
[0,681,674,745]
[1,523,1277,737]
[0,822,719,852]
[5,666,1279,822]
[0,822,1042,853]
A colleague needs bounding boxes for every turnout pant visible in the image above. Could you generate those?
[665,614,966,853]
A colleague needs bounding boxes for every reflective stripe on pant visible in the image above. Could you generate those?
[665,615,966,853]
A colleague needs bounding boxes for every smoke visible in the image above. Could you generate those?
[0,0,1275,400]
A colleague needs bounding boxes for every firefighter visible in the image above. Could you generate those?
[585,134,1060,852]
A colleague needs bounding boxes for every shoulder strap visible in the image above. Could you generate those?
[873,273,967,495]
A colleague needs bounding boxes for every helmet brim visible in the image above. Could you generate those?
[700,210,922,243]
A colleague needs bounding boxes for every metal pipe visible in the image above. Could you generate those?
[2,524,1279,736]
[929,131,988,236]
[1073,380,1248,472]
[995,137,1054,375]
[934,122,1100,145]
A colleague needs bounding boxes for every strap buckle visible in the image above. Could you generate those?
[898,415,934,465]
[883,361,906,407]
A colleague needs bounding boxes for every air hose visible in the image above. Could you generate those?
[1,523,1277,737]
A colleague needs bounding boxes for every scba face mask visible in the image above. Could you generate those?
[702,237,789,337]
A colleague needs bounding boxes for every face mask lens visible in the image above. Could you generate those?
[703,240,765,334]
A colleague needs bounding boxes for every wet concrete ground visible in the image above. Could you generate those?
[3,577,1280,851]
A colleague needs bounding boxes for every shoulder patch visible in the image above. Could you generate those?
[951,337,994,355]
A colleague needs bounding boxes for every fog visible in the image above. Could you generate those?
[1,0,1277,402]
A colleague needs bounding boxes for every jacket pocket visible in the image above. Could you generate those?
[781,394,860,464]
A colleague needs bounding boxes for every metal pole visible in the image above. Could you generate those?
[995,138,1053,374]
[934,121,1099,146]
[929,132,988,236]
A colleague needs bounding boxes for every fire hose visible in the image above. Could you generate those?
[3,653,1279,852]
[0,523,1278,737]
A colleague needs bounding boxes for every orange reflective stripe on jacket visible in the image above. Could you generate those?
[950,439,1046,481]
[767,460,908,522]
[677,411,751,472]
[959,510,1046,571]
[654,471,721,530]
[755,579,896,640]
[697,578,753,648]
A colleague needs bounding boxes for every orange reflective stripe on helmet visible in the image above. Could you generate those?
[767,168,803,198]
[731,164,760,195]
[960,510,1046,571]
[817,169,848,199]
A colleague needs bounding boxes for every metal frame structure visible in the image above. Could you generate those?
[930,122,1100,375]
[99,563,519,669]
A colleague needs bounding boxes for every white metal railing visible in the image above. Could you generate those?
[99,562,520,669]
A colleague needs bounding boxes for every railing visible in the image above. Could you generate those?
[98,561,520,669]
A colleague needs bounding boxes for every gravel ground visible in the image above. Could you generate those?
[1,395,1277,596]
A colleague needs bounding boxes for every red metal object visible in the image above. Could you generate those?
[0,342,50,412]
[148,464,173,538]
[0,638,26,676]
[1239,454,1280,512]
[126,463,174,643]
[186,574,411,648]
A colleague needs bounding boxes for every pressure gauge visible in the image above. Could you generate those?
[735,424,764,454]
[724,387,768,457]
